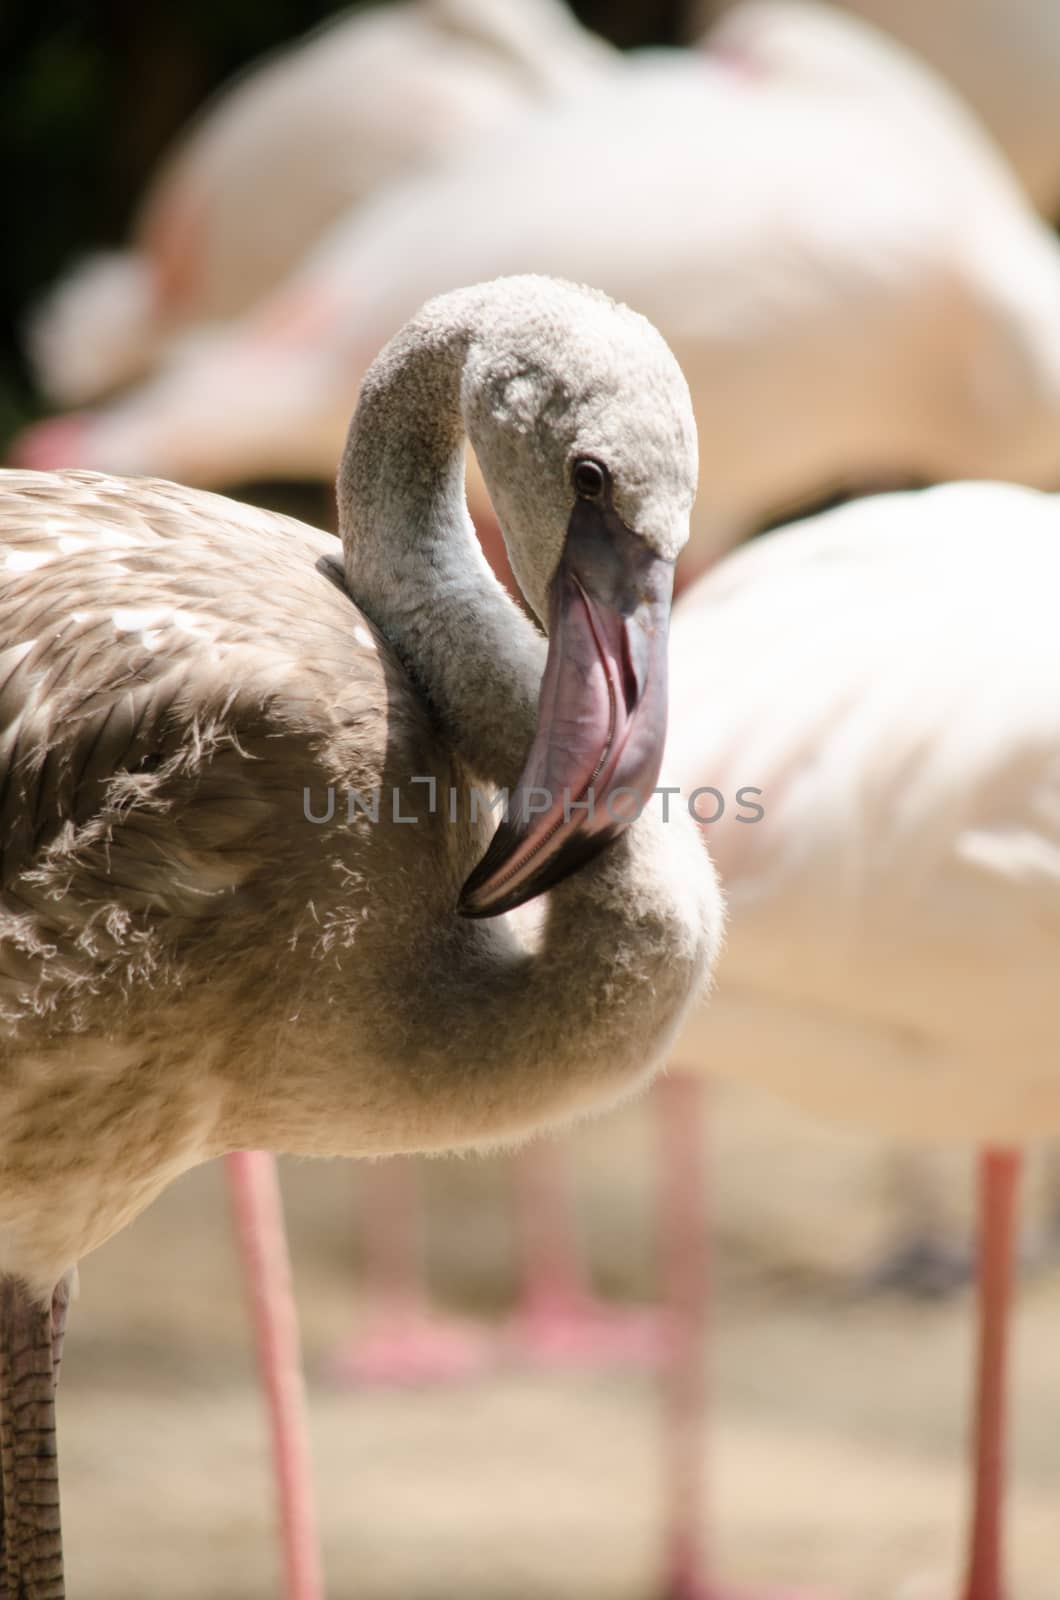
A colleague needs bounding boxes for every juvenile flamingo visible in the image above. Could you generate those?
[0,276,721,1598]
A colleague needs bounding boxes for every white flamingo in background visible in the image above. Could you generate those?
[653,480,1060,1600]
[18,0,1060,576]
[0,278,720,1598]
[700,0,1060,218]
[25,0,614,407]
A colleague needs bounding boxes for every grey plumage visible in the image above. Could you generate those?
[0,276,721,1596]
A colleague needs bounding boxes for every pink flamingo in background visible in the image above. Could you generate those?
[700,0,1060,219]
[25,0,614,409]
[20,1,1060,567]
[655,480,1060,1600]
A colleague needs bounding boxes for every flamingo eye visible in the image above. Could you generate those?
[572,458,608,500]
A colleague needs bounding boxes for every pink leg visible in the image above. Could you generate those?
[660,1073,711,1599]
[658,1073,821,1600]
[960,1147,1020,1600]
[659,1075,717,1600]
[224,1151,323,1600]
[326,1158,492,1387]
[505,1136,665,1369]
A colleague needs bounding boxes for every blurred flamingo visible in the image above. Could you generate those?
[17,1,1060,580]
[701,0,1060,217]
[656,480,1060,1600]
[25,0,614,407]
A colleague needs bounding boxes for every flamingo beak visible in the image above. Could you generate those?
[458,497,675,919]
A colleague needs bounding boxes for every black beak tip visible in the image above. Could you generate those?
[456,882,490,919]
[455,818,524,919]
[456,879,524,920]
[457,821,625,921]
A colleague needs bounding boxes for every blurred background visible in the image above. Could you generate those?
[5,2,1060,1598]
[0,0,684,448]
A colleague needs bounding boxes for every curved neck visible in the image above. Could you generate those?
[338,293,543,790]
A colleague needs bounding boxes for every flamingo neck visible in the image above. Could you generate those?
[337,290,544,792]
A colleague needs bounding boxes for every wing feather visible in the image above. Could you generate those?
[0,469,435,1027]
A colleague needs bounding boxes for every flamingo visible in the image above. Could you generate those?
[0,275,721,1599]
[25,0,614,407]
[699,0,1060,218]
[653,479,1060,1600]
[20,0,1060,1383]
[17,0,1060,577]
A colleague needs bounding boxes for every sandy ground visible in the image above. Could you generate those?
[53,1078,1060,1600]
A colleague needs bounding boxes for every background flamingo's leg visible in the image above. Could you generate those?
[960,1147,1021,1600]
[506,1135,664,1369]
[327,1157,492,1387]
[657,1074,820,1600]
[659,1072,712,1600]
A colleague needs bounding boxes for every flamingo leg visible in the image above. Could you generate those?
[960,1147,1020,1600]
[327,1158,492,1387]
[659,1072,711,1600]
[224,1152,323,1600]
[657,1074,820,1600]
[0,1272,69,1600]
[506,1137,665,1369]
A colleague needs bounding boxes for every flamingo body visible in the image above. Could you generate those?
[702,0,1060,217]
[657,479,1060,1600]
[670,481,1060,1142]
[0,472,446,1295]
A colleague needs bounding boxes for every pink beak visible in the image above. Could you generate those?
[459,500,675,919]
